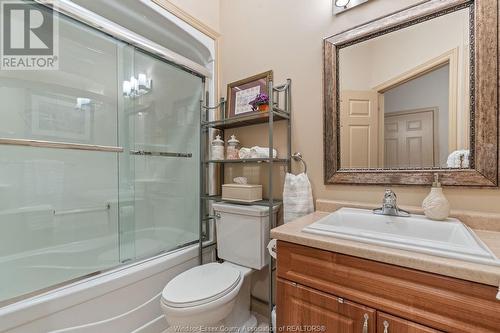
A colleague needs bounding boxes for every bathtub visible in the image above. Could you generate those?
[0,243,212,333]
[0,222,199,303]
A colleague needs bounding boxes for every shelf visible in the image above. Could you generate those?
[204,158,290,164]
[202,195,282,207]
[201,109,289,130]
[200,79,291,327]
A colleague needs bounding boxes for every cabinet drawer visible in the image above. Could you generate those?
[277,278,376,333]
[377,312,443,333]
[277,241,500,333]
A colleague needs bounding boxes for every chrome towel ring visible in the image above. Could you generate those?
[292,152,307,174]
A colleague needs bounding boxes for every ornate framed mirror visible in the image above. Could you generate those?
[323,0,498,186]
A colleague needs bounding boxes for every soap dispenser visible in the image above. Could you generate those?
[422,174,450,221]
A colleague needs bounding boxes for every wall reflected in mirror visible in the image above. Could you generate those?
[338,6,471,169]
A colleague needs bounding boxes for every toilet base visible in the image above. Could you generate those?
[163,262,257,333]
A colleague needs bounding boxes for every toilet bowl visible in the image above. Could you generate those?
[161,202,279,332]
[161,262,256,331]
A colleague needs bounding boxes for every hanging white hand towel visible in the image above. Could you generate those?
[283,172,314,224]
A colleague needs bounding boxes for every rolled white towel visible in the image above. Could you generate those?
[250,146,277,158]
[446,150,470,168]
[238,147,252,159]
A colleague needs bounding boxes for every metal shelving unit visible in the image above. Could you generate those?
[200,79,292,330]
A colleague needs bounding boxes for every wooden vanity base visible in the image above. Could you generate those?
[276,241,500,333]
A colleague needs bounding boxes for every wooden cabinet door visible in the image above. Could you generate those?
[377,312,442,333]
[277,241,500,332]
[277,278,376,333]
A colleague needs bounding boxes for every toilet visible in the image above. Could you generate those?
[161,202,278,332]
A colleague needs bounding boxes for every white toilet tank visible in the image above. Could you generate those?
[213,202,279,270]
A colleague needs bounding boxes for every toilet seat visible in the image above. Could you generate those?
[161,263,242,308]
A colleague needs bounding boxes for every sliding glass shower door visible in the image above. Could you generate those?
[119,49,202,263]
[0,7,124,303]
[0,2,202,304]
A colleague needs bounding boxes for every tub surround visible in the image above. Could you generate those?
[270,200,500,287]
[0,245,213,333]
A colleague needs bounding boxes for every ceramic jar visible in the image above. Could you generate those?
[211,134,225,160]
[226,135,240,160]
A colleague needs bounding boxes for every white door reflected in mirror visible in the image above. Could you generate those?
[338,7,471,169]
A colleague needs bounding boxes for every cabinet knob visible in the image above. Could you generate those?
[362,313,369,333]
[383,320,389,333]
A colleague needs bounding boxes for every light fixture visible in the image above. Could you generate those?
[333,0,369,15]
[75,97,92,110]
[123,73,153,98]
[335,0,350,8]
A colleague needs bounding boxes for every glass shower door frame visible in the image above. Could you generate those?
[0,2,208,307]
[38,0,210,79]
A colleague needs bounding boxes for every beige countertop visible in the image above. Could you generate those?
[271,211,500,287]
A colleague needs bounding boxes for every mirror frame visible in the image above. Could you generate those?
[323,0,499,186]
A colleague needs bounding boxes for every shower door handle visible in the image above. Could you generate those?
[130,150,192,158]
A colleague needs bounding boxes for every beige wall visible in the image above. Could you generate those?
[217,0,500,214]
[167,0,220,31]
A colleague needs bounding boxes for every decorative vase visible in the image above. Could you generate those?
[258,104,269,112]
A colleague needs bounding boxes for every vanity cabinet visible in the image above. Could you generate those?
[376,313,441,333]
[276,241,500,333]
[277,279,376,332]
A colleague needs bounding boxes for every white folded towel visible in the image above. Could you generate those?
[497,286,500,301]
[283,172,314,223]
[446,150,470,168]
[249,146,277,158]
[238,147,252,159]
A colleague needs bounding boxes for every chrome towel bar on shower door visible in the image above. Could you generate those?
[130,150,192,158]
[0,138,124,152]
[54,203,111,216]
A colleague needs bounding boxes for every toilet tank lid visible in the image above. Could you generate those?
[213,202,280,217]
[161,263,241,307]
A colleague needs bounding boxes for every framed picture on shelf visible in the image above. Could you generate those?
[226,70,273,119]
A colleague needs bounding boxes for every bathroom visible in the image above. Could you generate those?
[0,0,499,332]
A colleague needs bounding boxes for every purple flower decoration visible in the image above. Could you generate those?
[249,93,269,110]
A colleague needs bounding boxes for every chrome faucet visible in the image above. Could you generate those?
[373,189,410,217]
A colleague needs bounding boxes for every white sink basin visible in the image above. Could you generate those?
[302,208,499,266]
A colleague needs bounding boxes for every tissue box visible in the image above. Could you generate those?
[222,184,263,203]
